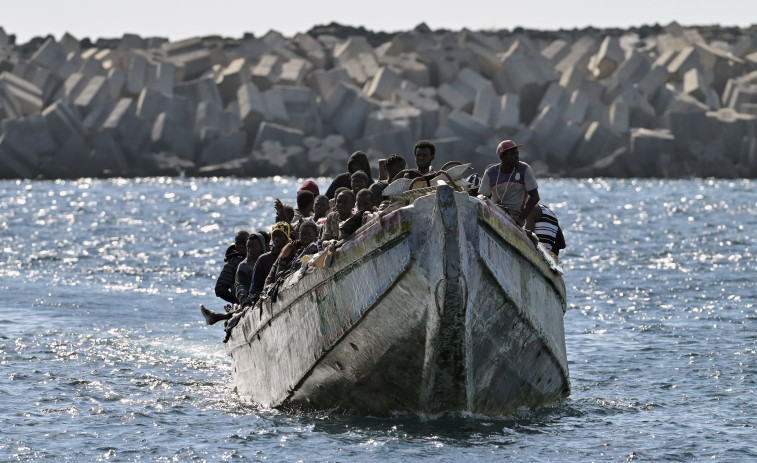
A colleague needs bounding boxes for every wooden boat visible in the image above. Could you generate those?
[225,178,569,416]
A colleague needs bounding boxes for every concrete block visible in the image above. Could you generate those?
[637,64,669,99]
[494,52,557,124]
[438,81,475,111]
[608,99,630,133]
[495,93,520,130]
[472,87,497,125]
[603,52,652,103]
[543,120,585,165]
[89,131,130,175]
[273,85,321,135]
[59,33,80,55]
[248,139,306,177]
[175,76,222,108]
[102,97,150,156]
[558,65,587,92]
[333,36,374,61]
[237,82,266,136]
[73,75,109,116]
[667,46,700,81]
[279,58,312,86]
[126,53,148,95]
[630,127,675,167]
[161,37,205,57]
[42,100,86,144]
[555,36,599,74]
[81,99,115,133]
[564,89,589,124]
[365,66,401,100]
[303,134,348,176]
[541,39,571,66]
[591,36,625,79]
[151,111,195,161]
[616,86,657,128]
[1,114,56,157]
[0,72,44,116]
[106,67,126,100]
[143,60,175,95]
[136,87,172,122]
[443,110,490,150]
[338,53,380,85]
[466,41,502,79]
[294,33,327,68]
[262,88,289,122]
[529,105,562,154]
[538,81,568,116]
[422,45,463,86]
[55,53,83,81]
[251,54,281,91]
[394,85,440,137]
[117,33,146,52]
[706,108,757,159]
[322,82,378,139]
[683,67,721,109]
[364,105,422,141]
[216,57,250,105]
[31,37,67,71]
[355,127,414,158]
[307,67,351,99]
[0,133,37,178]
[169,48,213,81]
[574,121,624,165]
[198,130,246,165]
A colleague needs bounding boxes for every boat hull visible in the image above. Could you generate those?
[225,186,568,416]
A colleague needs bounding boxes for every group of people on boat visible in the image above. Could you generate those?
[201,139,565,339]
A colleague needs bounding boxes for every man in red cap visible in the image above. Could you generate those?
[477,140,540,227]
[299,180,320,197]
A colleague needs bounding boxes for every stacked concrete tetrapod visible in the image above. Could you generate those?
[0,22,756,179]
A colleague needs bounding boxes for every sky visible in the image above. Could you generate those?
[2,0,755,44]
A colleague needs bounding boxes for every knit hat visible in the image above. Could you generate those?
[271,221,291,241]
[299,180,320,197]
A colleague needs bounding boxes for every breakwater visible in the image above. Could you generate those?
[0,22,756,179]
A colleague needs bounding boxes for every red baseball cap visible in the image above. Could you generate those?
[496,140,524,155]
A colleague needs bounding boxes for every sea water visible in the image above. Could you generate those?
[1,177,755,462]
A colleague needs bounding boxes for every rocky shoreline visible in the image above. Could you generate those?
[1,22,756,180]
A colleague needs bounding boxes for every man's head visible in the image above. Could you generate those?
[296,190,315,216]
[496,139,523,169]
[299,180,320,197]
[386,154,407,181]
[413,140,435,172]
[276,204,295,223]
[335,190,356,218]
[350,170,370,193]
[270,221,291,249]
[356,189,374,212]
[246,233,265,261]
[235,230,250,255]
[347,151,369,175]
[298,220,318,247]
[313,194,330,220]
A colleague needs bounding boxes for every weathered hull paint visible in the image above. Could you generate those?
[225,186,569,416]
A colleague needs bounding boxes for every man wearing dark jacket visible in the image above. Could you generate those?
[214,230,248,304]
[325,151,374,199]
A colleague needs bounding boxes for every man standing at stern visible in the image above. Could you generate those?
[477,140,539,227]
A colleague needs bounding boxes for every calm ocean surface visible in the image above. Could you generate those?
[1,177,755,462]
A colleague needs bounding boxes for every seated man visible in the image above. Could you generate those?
[214,230,249,304]
[339,189,376,239]
[248,221,290,304]
[350,170,371,195]
[525,204,566,257]
[234,231,269,305]
[321,190,356,242]
[265,220,320,287]
[477,139,539,227]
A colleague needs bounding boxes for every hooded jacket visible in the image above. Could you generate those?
[214,245,244,304]
[325,151,374,199]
